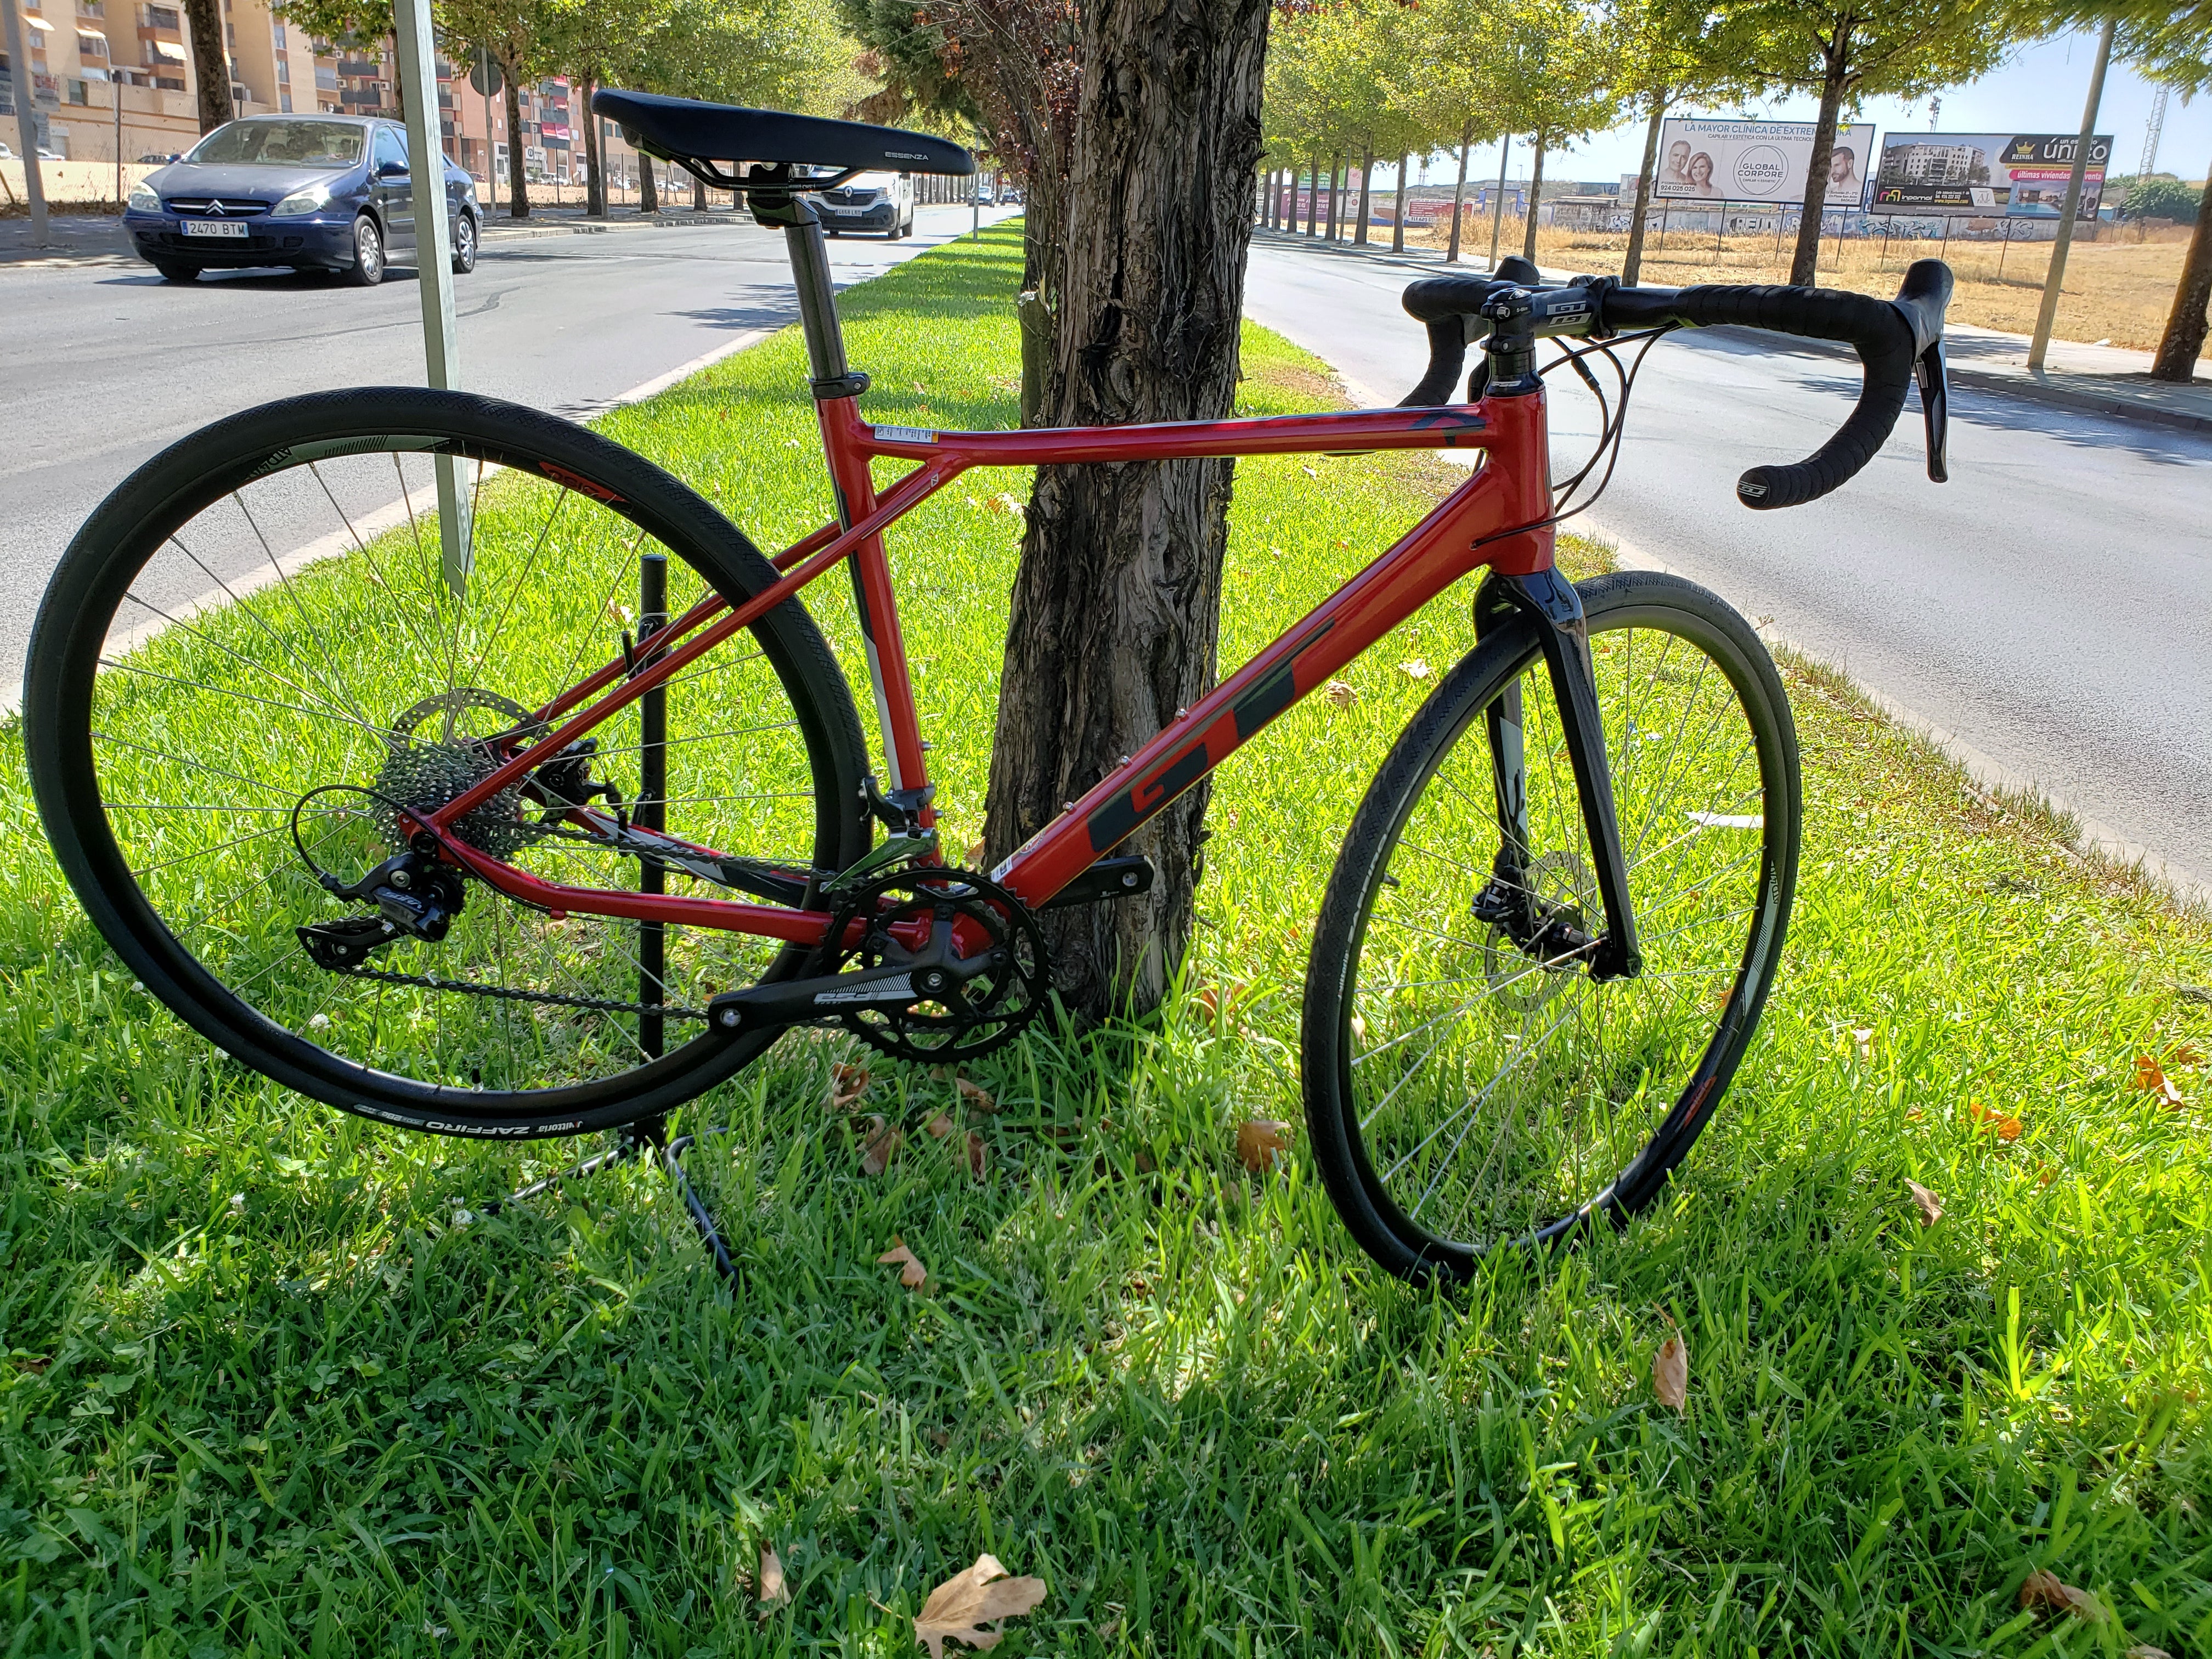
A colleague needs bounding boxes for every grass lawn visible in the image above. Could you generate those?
[3,223,2209,1658]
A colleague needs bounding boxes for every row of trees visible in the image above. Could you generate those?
[1259,0,2211,375]
[175,0,861,220]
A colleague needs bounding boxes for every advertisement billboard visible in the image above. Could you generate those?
[1871,132,2113,217]
[1654,119,1877,207]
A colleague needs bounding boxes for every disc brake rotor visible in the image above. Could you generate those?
[1483,849,1594,1015]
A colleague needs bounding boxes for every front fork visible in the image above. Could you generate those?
[1472,568,1643,982]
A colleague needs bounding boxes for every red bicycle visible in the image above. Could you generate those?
[26,92,1956,1279]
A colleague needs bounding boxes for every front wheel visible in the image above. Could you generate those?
[152,259,202,283]
[26,387,871,1138]
[1302,570,1801,1279]
[344,213,385,286]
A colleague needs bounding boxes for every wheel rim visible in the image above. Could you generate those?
[1341,610,1786,1258]
[357,218,382,278]
[456,217,475,263]
[63,420,845,1105]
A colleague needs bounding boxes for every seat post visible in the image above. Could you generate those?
[780,208,867,399]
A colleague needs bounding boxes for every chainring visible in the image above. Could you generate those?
[812,865,1051,1063]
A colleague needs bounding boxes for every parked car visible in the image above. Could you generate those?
[122,114,479,286]
[814,170,914,239]
[136,151,182,164]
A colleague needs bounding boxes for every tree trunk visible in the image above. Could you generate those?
[1444,126,1471,262]
[1522,134,1545,262]
[639,152,658,214]
[1353,148,1373,245]
[1622,94,1666,285]
[1487,134,1511,266]
[981,0,1269,1018]
[1788,26,1850,285]
[1307,150,1319,233]
[1391,150,1407,253]
[581,80,606,216]
[2153,149,2212,382]
[182,0,234,133]
[1324,154,1339,239]
[692,167,707,211]
[502,63,529,219]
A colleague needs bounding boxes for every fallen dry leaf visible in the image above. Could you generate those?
[964,838,986,866]
[878,1238,928,1289]
[829,1062,871,1111]
[912,1554,1047,1657]
[965,1130,988,1180]
[1196,980,1248,1020]
[860,1116,903,1176]
[2018,1569,2105,1623]
[1323,679,1358,709]
[984,491,1026,517]
[2134,1053,2188,1107]
[1652,1320,1688,1413]
[956,1077,996,1113]
[2126,1646,2173,1659]
[1237,1119,1292,1173]
[758,1544,790,1609]
[1907,1180,1943,1227]
[2168,1042,2203,1066]
[1398,658,1431,681]
[924,1111,955,1141]
[1968,1101,2024,1141]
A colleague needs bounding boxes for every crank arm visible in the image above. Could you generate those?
[708,956,961,1035]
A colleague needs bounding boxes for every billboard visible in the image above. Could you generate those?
[1871,132,2113,217]
[1655,119,1877,207]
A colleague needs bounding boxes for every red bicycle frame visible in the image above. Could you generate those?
[425,221,1564,955]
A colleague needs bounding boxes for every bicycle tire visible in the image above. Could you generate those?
[26,387,872,1138]
[1302,569,1801,1279]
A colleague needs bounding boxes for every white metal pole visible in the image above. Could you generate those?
[2,0,50,244]
[392,0,471,598]
[2027,17,2113,373]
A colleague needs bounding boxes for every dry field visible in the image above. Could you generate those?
[1393,215,2205,359]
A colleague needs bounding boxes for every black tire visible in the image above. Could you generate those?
[450,209,478,274]
[1302,570,1801,1279]
[152,259,202,283]
[26,387,871,1138]
[343,213,385,286]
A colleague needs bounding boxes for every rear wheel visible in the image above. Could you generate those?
[1302,571,1800,1278]
[26,387,870,1138]
[451,210,478,274]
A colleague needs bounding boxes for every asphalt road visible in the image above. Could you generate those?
[0,205,1011,701]
[1243,233,2212,896]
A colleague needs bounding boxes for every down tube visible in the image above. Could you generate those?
[993,449,1544,910]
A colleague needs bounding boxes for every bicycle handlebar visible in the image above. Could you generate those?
[1399,258,1955,511]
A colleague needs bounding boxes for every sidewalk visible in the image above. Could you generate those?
[1250,227,2212,435]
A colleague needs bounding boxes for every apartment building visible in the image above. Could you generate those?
[9,0,637,191]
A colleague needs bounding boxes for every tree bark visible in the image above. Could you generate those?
[1444,125,1471,262]
[2153,149,2211,382]
[182,0,234,133]
[1306,149,1319,233]
[1622,94,1666,286]
[1391,150,1407,253]
[1788,24,1850,286]
[501,63,529,219]
[1522,133,1545,262]
[692,167,707,211]
[639,151,657,214]
[981,0,1269,1018]
[580,78,606,216]
[1324,153,1340,239]
[1353,147,1372,245]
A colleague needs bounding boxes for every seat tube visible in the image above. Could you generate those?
[783,213,932,807]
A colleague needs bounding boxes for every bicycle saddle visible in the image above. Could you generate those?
[593,89,974,180]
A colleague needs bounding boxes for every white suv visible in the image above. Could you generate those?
[815,170,915,238]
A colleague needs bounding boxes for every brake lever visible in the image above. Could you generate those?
[1914,339,1949,484]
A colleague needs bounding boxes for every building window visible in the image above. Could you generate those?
[269,20,281,45]
[144,4,179,27]
[314,64,335,88]
[77,0,104,14]
[67,76,87,101]
[273,57,285,81]
[278,89,289,110]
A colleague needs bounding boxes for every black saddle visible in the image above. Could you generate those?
[592,89,974,182]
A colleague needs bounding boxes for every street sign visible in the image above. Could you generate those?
[467,47,503,99]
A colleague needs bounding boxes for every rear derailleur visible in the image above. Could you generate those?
[298,843,466,971]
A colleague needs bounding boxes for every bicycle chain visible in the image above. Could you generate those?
[325,961,710,1022]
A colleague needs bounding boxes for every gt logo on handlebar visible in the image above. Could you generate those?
[1737,479,1768,499]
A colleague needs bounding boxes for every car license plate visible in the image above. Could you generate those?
[183,220,250,238]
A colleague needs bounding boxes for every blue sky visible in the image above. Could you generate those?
[1381,30,2208,191]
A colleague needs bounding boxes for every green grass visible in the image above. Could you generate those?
[2,223,2209,1657]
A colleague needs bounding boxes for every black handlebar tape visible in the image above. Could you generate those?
[1395,259,1542,406]
[1623,284,1917,509]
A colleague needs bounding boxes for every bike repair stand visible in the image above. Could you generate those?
[475,552,741,1283]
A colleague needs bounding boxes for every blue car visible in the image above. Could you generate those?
[123,114,479,286]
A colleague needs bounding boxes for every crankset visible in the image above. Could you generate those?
[708,865,1051,1062]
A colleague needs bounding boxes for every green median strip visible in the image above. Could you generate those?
[0,222,2205,1655]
